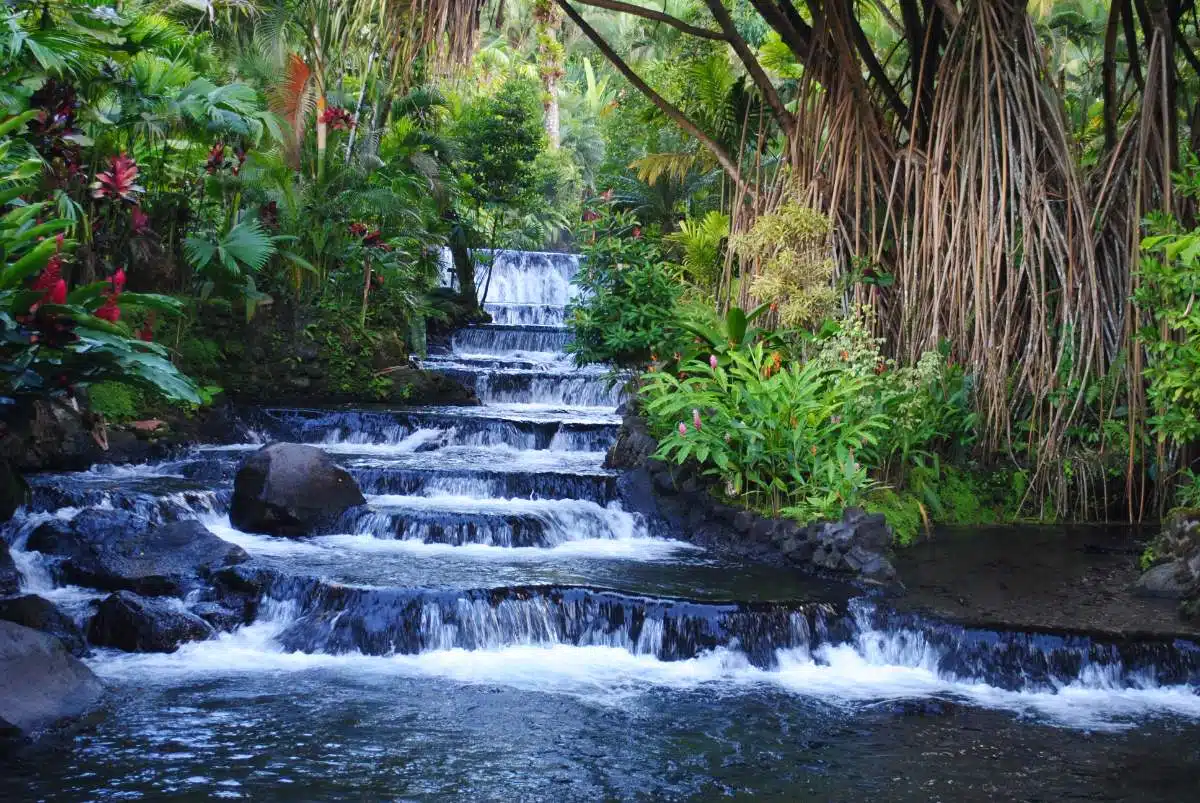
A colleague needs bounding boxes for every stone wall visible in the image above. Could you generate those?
[609,414,901,587]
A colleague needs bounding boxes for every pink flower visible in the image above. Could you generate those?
[678,422,688,436]
[709,354,718,370]
[692,409,702,431]
[110,268,126,294]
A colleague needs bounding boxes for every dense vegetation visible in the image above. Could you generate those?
[2,0,1198,539]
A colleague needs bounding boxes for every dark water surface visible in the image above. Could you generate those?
[4,668,1199,802]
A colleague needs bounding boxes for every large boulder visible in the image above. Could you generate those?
[0,539,20,596]
[0,621,104,748]
[0,595,87,657]
[28,518,248,597]
[230,443,365,536]
[87,591,212,653]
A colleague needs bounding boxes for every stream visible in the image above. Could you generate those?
[2,250,1200,801]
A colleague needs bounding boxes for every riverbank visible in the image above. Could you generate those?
[893,524,1200,640]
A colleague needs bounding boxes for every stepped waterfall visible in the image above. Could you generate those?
[2,249,1199,799]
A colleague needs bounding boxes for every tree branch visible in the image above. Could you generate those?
[700,0,794,136]
[557,1,754,198]
[567,0,728,41]
[846,0,907,120]
[932,0,960,27]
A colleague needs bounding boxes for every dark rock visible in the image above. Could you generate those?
[604,414,659,469]
[653,469,677,494]
[388,367,479,407]
[29,518,247,596]
[189,602,242,632]
[750,519,777,543]
[0,460,29,524]
[732,510,755,534]
[87,591,212,653]
[859,554,899,585]
[0,540,19,597]
[0,621,104,747]
[230,443,366,536]
[1133,561,1192,599]
[207,565,281,625]
[0,595,87,657]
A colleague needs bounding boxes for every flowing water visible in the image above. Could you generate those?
[3,250,1200,801]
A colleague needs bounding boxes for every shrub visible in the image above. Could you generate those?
[567,209,681,369]
[732,202,837,329]
[641,342,891,521]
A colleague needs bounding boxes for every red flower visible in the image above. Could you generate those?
[232,144,247,176]
[110,268,126,294]
[632,226,642,240]
[48,280,67,305]
[349,222,368,237]
[90,153,143,202]
[206,142,226,174]
[95,296,120,323]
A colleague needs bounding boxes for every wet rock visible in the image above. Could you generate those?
[188,601,242,632]
[206,565,282,625]
[0,621,104,748]
[87,591,212,653]
[29,518,247,597]
[0,595,87,657]
[0,460,29,525]
[388,367,480,406]
[604,416,658,470]
[0,540,20,596]
[230,443,366,536]
[1133,561,1193,599]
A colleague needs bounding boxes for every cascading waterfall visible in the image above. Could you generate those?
[3,247,1200,797]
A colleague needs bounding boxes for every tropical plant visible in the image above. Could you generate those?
[1,118,198,405]
[666,210,728,290]
[642,342,890,521]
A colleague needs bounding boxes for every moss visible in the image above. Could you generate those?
[87,381,143,423]
[866,488,925,546]
[178,336,223,375]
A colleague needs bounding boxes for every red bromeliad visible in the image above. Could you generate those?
[90,153,144,202]
[319,106,355,131]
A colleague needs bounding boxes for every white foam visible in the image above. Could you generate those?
[89,630,1200,731]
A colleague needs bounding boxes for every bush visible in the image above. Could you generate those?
[640,313,977,526]
[567,209,682,369]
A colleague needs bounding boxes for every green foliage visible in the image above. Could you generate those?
[666,211,728,291]
[87,380,142,422]
[567,208,680,368]
[643,342,889,521]
[453,77,546,209]
[1136,160,1200,452]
